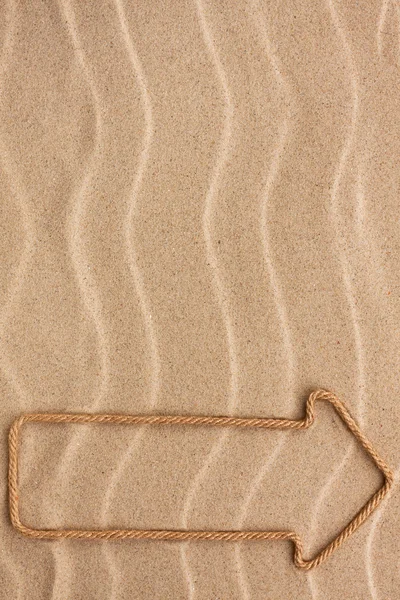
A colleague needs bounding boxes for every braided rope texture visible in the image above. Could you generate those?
[8,389,393,570]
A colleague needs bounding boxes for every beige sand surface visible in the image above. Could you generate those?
[1,0,400,598]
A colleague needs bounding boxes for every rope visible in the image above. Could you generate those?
[8,389,393,570]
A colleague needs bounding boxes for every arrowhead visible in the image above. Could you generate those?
[292,390,393,568]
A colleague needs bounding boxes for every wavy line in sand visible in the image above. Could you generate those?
[180,1,236,597]
[361,144,399,600]
[233,4,296,598]
[0,0,34,403]
[0,2,35,597]
[353,103,399,600]
[357,149,399,600]
[307,448,354,598]
[57,0,109,419]
[355,156,367,241]
[0,0,39,404]
[377,0,390,58]
[0,0,15,80]
[376,0,400,60]
[235,441,285,599]
[51,1,110,598]
[235,123,293,597]
[0,152,35,404]
[354,157,387,291]
[307,1,365,597]
[397,2,400,63]
[98,2,159,599]
[365,10,400,588]
[365,466,399,600]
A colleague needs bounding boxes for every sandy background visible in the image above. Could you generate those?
[1,0,400,598]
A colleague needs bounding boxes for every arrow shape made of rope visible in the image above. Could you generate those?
[8,389,393,570]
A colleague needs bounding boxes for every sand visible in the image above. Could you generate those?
[0,0,399,598]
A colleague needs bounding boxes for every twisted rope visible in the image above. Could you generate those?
[8,389,393,570]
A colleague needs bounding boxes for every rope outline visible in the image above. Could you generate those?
[8,389,393,569]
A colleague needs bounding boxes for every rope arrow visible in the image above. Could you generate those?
[8,389,393,569]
